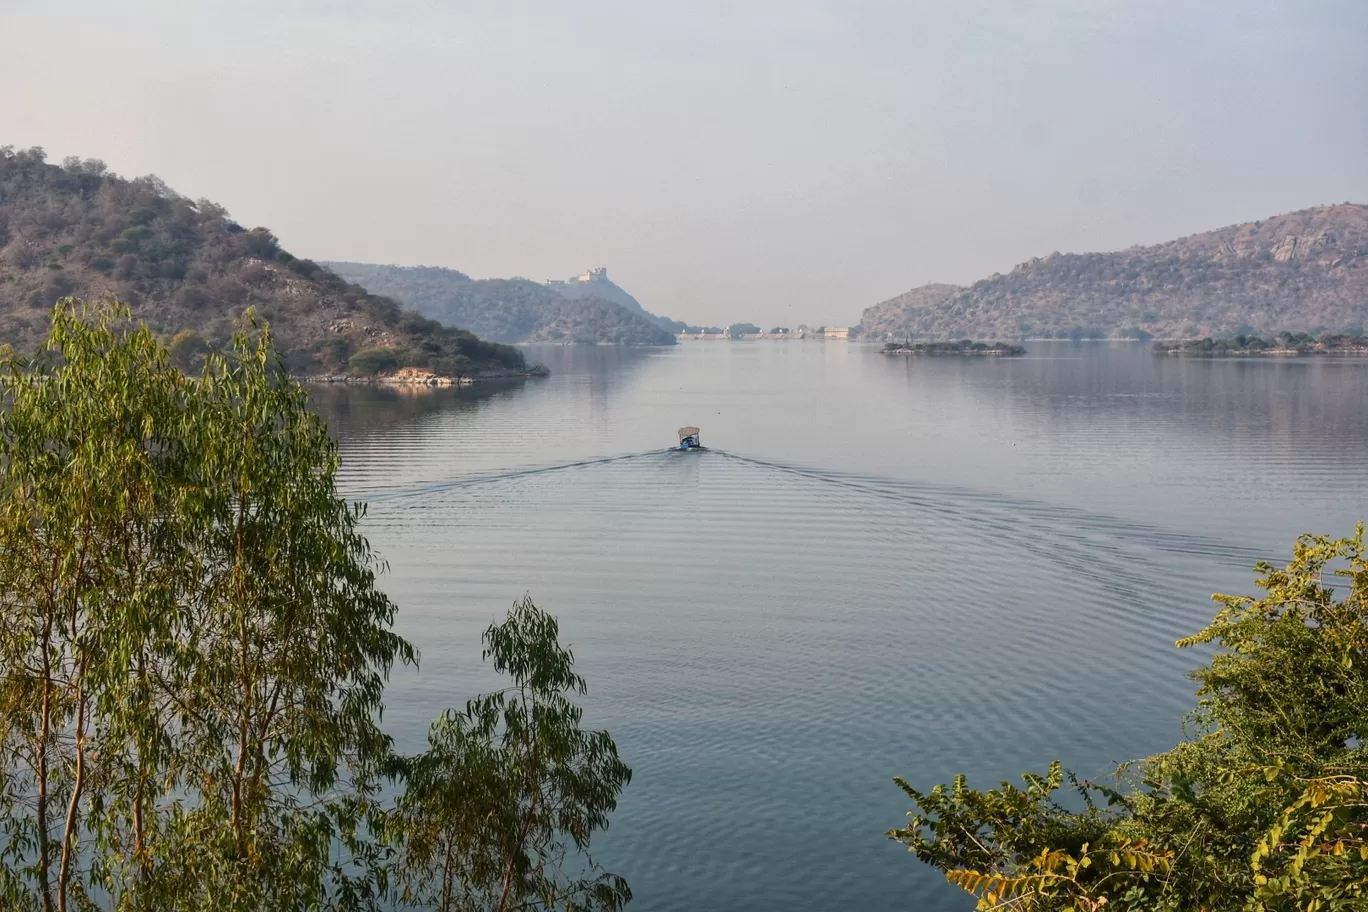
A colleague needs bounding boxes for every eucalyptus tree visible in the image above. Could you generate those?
[390,597,632,912]
[0,302,413,911]
[0,304,190,912]
[0,301,632,911]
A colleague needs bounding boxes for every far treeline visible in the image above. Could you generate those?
[0,302,628,912]
[1156,331,1368,356]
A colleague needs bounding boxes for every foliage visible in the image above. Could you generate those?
[389,597,632,912]
[881,339,1025,356]
[0,303,628,910]
[165,328,209,371]
[1156,332,1368,356]
[891,528,1368,911]
[0,147,526,376]
[349,347,401,376]
[323,264,675,346]
[858,204,1368,342]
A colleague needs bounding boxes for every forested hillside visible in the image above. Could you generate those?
[860,204,1368,341]
[0,146,526,377]
[326,263,677,345]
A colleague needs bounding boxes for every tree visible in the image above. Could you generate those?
[0,302,628,911]
[166,327,209,371]
[0,301,414,911]
[349,347,400,376]
[890,529,1368,911]
[390,597,632,912]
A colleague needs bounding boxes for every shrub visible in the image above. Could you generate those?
[348,346,400,376]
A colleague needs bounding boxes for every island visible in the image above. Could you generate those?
[881,340,1026,356]
[1154,333,1368,357]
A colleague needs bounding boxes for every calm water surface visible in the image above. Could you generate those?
[311,341,1368,912]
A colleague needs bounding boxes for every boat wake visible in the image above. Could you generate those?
[351,446,1262,570]
[355,449,681,503]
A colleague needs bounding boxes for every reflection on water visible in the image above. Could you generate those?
[318,341,1368,912]
[308,380,528,438]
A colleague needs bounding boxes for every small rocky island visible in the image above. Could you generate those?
[1154,333,1368,357]
[882,340,1026,356]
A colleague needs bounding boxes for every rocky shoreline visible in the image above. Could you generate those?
[305,365,549,386]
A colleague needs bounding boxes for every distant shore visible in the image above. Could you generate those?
[1154,334,1368,357]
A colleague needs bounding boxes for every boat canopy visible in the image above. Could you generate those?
[678,426,700,439]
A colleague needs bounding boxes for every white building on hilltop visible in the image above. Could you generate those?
[547,267,609,287]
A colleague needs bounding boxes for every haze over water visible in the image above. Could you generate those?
[314,341,1368,911]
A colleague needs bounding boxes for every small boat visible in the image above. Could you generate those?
[677,426,703,450]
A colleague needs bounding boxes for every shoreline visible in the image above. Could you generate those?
[1154,348,1368,358]
[304,366,547,387]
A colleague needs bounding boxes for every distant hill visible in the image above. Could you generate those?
[859,204,1368,341]
[326,263,677,345]
[546,267,686,333]
[0,146,526,377]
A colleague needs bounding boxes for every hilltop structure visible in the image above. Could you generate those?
[544,267,687,333]
[547,266,610,287]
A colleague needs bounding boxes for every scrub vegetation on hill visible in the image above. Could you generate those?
[0,147,525,378]
[860,204,1368,342]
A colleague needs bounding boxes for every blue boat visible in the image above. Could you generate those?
[677,426,703,450]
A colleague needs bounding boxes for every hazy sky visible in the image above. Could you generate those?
[4,1,1366,327]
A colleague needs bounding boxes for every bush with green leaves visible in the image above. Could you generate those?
[348,346,401,376]
[0,302,628,912]
[389,597,632,912]
[891,530,1368,911]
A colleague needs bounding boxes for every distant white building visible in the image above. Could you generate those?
[548,267,609,288]
[824,327,851,339]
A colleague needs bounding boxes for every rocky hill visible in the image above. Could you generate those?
[859,204,1368,341]
[546,267,686,333]
[0,146,526,378]
[326,263,677,345]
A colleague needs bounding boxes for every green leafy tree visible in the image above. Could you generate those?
[890,529,1368,911]
[349,347,400,376]
[390,597,632,912]
[0,301,414,911]
[165,327,209,371]
[0,301,628,911]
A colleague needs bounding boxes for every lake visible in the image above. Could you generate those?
[311,340,1368,911]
